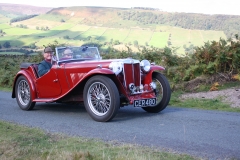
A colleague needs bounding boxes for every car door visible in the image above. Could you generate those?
[35,67,62,98]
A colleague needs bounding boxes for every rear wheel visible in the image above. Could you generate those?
[83,75,120,122]
[142,72,171,113]
[15,76,35,110]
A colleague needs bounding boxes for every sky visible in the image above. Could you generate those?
[1,0,240,15]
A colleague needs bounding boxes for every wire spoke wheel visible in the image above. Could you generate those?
[17,79,31,106]
[15,76,35,110]
[87,82,111,116]
[84,75,120,122]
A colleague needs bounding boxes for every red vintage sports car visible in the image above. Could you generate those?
[12,46,171,122]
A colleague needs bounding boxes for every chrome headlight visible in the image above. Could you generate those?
[129,83,135,93]
[109,61,123,75]
[140,60,151,73]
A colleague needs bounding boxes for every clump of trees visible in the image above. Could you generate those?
[10,15,38,23]
[63,35,69,39]
[118,11,240,38]
[16,24,28,29]
[0,29,6,36]
[2,41,11,48]
[132,7,159,10]
[36,26,49,31]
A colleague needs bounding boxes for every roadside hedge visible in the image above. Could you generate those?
[0,36,239,88]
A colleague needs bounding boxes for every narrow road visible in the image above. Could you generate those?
[0,91,240,159]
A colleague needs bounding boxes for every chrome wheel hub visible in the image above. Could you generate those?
[17,80,30,106]
[87,82,111,116]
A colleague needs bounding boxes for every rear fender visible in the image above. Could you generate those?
[12,70,37,100]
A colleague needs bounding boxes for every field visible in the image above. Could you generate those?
[55,25,91,39]
[13,18,62,29]
[98,28,129,42]
[3,28,42,35]
[0,9,227,54]
[0,35,25,47]
[75,26,106,40]
[0,23,11,29]
[149,32,169,48]
[123,29,152,45]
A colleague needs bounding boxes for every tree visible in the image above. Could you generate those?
[63,35,69,39]
[86,36,92,41]
[110,38,113,44]
[167,41,172,46]
[113,40,120,45]
[29,43,36,49]
[133,40,138,47]
[3,41,11,48]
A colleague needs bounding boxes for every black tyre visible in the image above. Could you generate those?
[83,75,120,122]
[15,76,36,110]
[142,72,171,113]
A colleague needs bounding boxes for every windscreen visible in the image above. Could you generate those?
[55,46,100,61]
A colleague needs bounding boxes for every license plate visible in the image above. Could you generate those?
[134,98,156,107]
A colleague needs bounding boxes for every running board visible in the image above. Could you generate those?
[33,98,55,102]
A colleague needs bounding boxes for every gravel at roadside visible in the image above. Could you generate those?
[181,87,240,108]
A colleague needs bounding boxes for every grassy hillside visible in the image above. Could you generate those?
[0,6,230,54]
[0,14,10,23]
[0,3,52,24]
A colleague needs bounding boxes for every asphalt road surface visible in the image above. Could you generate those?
[0,91,240,159]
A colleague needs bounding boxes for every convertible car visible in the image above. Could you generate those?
[12,46,171,122]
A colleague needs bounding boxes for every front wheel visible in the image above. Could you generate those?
[142,72,171,113]
[15,76,36,110]
[83,75,120,122]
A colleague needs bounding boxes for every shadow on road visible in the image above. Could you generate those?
[34,102,86,113]
[30,102,175,122]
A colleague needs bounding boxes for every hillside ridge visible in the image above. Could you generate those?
[0,3,53,15]
[1,4,240,38]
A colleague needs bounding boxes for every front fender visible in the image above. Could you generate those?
[144,65,165,84]
[150,65,165,71]
[80,68,128,96]
[85,68,115,76]
[12,70,37,100]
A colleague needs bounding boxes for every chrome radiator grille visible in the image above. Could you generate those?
[122,60,141,93]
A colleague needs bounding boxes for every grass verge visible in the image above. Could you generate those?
[170,92,240,112]
[0,120,196,160]
[170,82,240,112]
[0,86,12,92]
